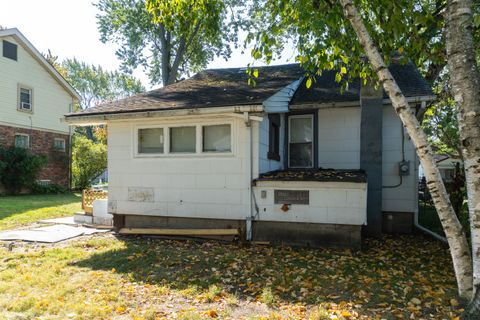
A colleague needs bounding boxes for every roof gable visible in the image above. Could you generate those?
[0,28,80,101]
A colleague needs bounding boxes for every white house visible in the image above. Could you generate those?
[65,62,434,247]
[0,28,80,189]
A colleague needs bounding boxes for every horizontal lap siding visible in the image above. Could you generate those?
[318,108,361,169]
[382,107,417,212]
[0,36,72,133]
[107,118,250,220]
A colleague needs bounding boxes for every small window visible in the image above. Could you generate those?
[138,128,164,154]
[18,86,32,111]
[3,40,17,61]
[288,115,314,168]
[15,134,29,149]
[268,114,280,161]
[170,126,196,153]
[203,124,231,152]
[54,138,66,151]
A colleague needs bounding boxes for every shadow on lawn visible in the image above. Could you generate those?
[0,193,81,221]
[73,234,460,316]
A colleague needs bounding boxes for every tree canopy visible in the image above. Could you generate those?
[96,0,244,86]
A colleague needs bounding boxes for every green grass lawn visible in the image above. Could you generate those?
[0,193,81,230]
[0,195,464,319]
[0,235,463,319]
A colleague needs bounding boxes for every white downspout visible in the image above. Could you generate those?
[412,105,447,243]
[244,112,253,241]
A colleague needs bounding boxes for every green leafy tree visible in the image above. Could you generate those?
[95,0,244,86]
[0,147,47,195]
[72,136,107,190]
[247,0,480,311]
[62,58,145,140]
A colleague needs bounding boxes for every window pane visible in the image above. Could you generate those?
[20,88,31,104]
[290,117,312,143]
[138,128,164,154]
[203,124,231,152]
[170,126,196,153]
[15,135,28,148]
[54,139,65,150]
[289,142,313,167]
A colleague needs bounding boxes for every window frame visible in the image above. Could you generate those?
[202,124,232,153]
[53,138,66,152]
[15,133,30,149]
[133,121,234,158]
[17,84,33,113]
[267,114,281,161]
[286,112,317,169]
[2,40,17,61]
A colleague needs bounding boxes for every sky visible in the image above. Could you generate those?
[0,0,296,90]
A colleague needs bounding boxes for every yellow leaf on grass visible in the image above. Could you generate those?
[205,309,218,318]
[341,310,351,317]
[450,299,459,307]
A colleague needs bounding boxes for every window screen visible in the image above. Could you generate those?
[203,124,231,152]
[138,128,164,154]
[15,135,29,149]
[288,115,313,168]
[170,126,196,153]
[3,40,17,61]
[19,87,32,110]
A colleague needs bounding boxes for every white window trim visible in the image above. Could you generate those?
[133,121,234,158]
[15,133,30,149]
[17,84,33,113]
[288,114,314,169]
[54,138,66,152]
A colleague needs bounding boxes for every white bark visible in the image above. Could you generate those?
[445,0,480,313]
[338,0,474,300]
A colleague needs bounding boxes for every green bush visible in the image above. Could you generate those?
[0,147,47,195]
[72,135,107,190]
[31,183,67,194]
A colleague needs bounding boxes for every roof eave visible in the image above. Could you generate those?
[64,104,264,125]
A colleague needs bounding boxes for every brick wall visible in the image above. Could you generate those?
[0,124,70,188]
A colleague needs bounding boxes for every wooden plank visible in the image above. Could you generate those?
[118,228,239,236]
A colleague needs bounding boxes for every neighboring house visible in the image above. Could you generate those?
[0,28,80,189]
[65,62,434,247]
[419,154,462,183]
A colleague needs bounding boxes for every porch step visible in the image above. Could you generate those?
[118,228,239,236]
[74,212,93,224]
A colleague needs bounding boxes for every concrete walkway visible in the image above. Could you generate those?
[0,217,110,243]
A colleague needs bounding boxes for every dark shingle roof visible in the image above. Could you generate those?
[254,169,367,183]
[66,62,433,117]
[291,61,433,105]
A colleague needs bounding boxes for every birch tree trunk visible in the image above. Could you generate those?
[445,0,480,316]
[337,0,474,300]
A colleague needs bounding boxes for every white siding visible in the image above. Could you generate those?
[382,106,417,213]
[317,107,361,169]
[253,180,367,225]
[0,36,72,133]
[107,116,252,220]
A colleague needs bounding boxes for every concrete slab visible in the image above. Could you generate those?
[38,216,77,225]
[0,225,110,243]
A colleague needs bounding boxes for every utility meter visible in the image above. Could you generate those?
[399,160,410,176]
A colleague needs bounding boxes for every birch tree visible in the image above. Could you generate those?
[247,0,479,313]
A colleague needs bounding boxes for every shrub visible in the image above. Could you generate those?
[0,147,47,195]
[31,183,67,194]
[72,135,107,190]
